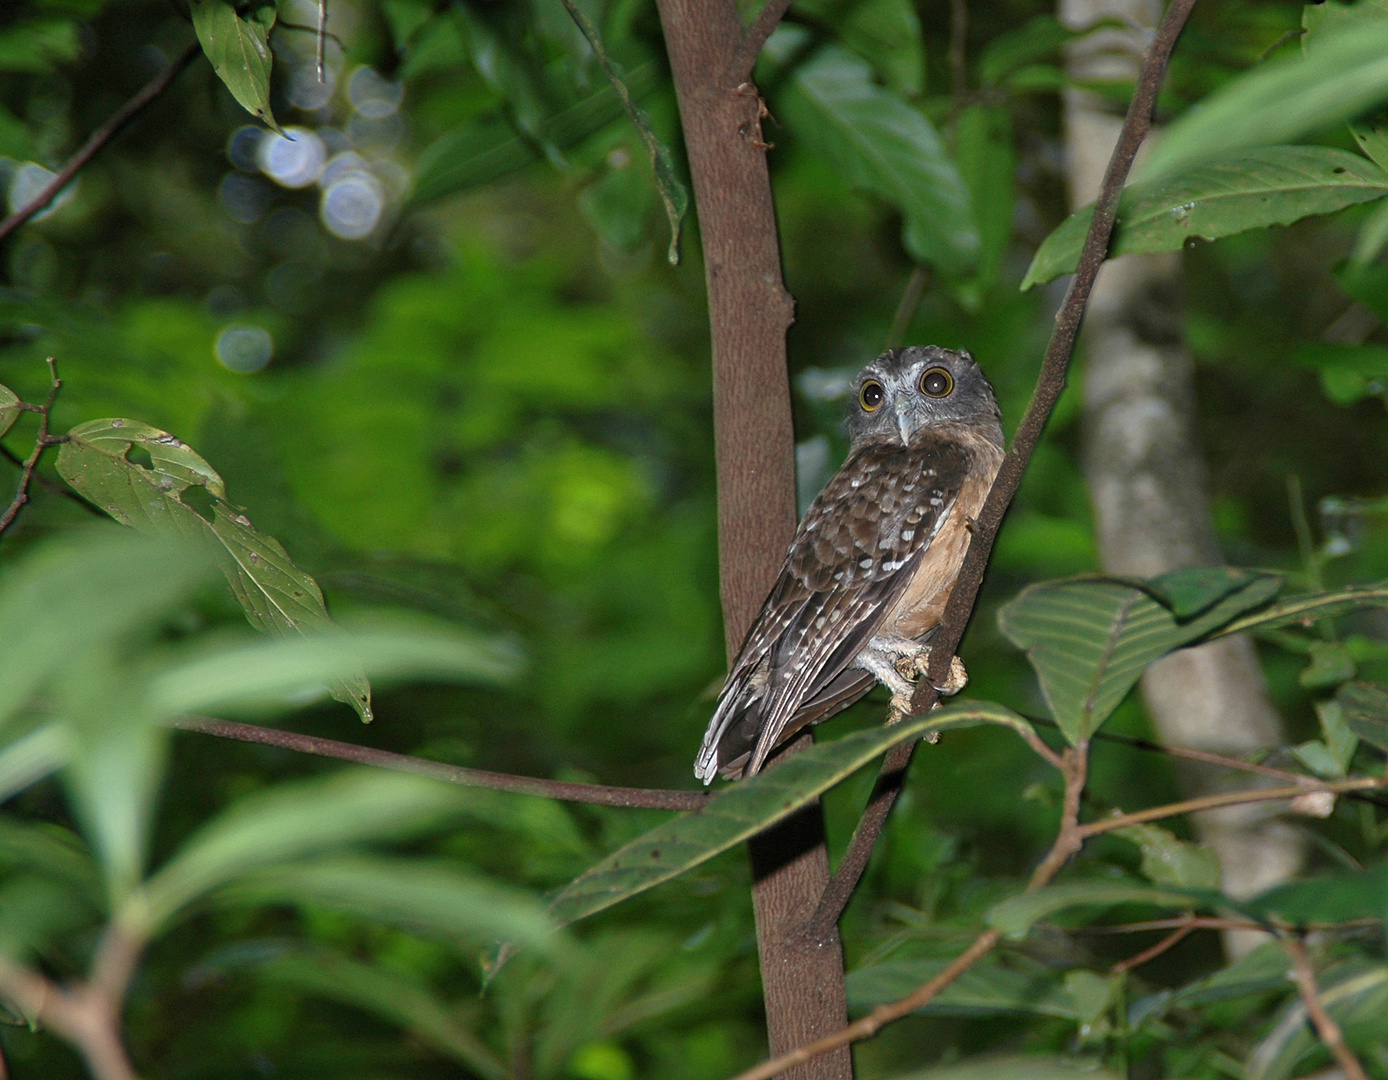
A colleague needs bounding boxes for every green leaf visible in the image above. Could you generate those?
[1139,15,1388,183]
[190,0,281,133]
[988,882,1217,940]
[250,947,507,1080]
[148,626,518,717]
[0,876,97,963]
[1211,582,1388,639]
[558,0,686,265]
[0,384,19,439]
[410,65,660,206]
[1351,196,1388,265]
[134,770,481,934]
[978,14,1088,87]
[848,954,1076,1019]
[796,0,925,96]
[56,419,372,722]
[1112,823,1221,890]
[997,572,1281,743]
[882,1054,1122,1080]
[779,46,978,276]
[220,856,556,950]
[547,702,1036,928]
[1337,681,1388,753]
[1143,565,1268,619]
[1248,963,1388,1080]
[1300,641,1357,689]
[1063,970,1121,1038]
[1243,861,1388,925]
[1023,147,1388,289]
[0,724,69,804]
[1168,941,1294,1007]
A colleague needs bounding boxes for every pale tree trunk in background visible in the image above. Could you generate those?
[1061,0,1305,955]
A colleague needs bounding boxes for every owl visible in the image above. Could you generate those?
[695,346,1005,784]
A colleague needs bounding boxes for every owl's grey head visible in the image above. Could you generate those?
[846,346,1002,450]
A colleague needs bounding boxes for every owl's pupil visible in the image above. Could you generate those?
[922,370,949,396]
[861,383,884,409]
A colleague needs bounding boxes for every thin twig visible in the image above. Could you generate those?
[1077,774,1387,839]
[0,359,61,538]
[886,266,931,350]
[1283,935,1373,1080]
[316,0,328,81]
[1082,915,1381,935]
[1110,923,1195,974]
[0,442,100,514]
[811,0,1200,932]
[731,745,1090,1080]
[171,716,710,810]
[725,0,796,86]
[0,41,200,244]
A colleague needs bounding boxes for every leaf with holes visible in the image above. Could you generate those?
[998,572,1281,743]
[546,702,1037,930]
[1023,147,1388,289]
[190,0,281,133]
[0,384,19,439]
[54,419,371,721]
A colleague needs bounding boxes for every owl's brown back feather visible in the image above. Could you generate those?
[695,433,973,782]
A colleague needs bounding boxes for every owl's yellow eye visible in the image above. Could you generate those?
[859,380,885,411]
[919,367,953,397]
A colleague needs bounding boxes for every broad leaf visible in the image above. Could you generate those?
[1023,147,1388,290]
[848,953,1076,1019]
[1140,14,1388,182]
[220,856,556,949]
[779,46,978,276]
[411,66,659,205]
[135,770,481,934]
[190,0,281,133]
[0,724,70,805]
[1167,941,1294,1008]
[547,702,1037,928]
[1141,565,1266,619]
[988,882,1218,940]
[558,0,686,264]
[1242,861,1388,926]
[1112,823,1220,890]
[0,383,18,439]
[883,1054,1121,1080]
[954,105,1015,305]
[1248,962,1388,1080]
[796,0,925,96]
[1338,681,1388,752]
[56,419,372,722]
[997,571,1281,743]
[250,947,506,1080]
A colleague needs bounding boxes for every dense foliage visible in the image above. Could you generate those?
[1,0,1387,1078]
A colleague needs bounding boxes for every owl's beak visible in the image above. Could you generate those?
[894,398,915,445]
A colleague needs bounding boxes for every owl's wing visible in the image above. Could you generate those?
[695,436,971,782]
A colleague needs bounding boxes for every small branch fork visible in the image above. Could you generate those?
[0,41,200,245]
[0,358,63,539]
[725,0,797,86]
[808,0,1202,938]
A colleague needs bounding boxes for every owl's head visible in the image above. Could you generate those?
[846,346,1002,450]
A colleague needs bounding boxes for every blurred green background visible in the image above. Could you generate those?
[1,0,1386,1077]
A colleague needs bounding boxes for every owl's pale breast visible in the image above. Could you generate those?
[881,422,1004,640]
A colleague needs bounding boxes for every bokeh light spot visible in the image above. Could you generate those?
[219,172,271,224]
[347,66,403,118]
[257,128,326,188]
[215,324,274,373]
[226,126,264,171]
[320,172,383,239]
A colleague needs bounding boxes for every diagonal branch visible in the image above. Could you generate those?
[732,744,1090,1080]
[0,358,62,539]
[1283,935,1373,1080]
[725,0,797,86]
[811,0,1200,932]
[171,715,710,810]
[0,41,200,244]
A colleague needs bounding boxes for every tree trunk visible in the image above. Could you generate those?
[653,1,853,1073]
[1062,0,1304,956]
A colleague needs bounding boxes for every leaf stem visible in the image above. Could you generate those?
[0,359,62,539]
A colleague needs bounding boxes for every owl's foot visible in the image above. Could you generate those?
[885,650,967,725]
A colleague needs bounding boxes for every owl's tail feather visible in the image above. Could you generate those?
[695,674,767,784]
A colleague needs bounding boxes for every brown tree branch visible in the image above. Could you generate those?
[1077,774,1387,839]
[811,0,1199,932]
[725,0,798,86]
[0,359,62,539]
[171,716,710,810]
[1283,935,1373,1080]
[0,956,137,1080]
[731,744,1091,1080]
[1109,923,1196,974]
[0,41,200,244]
